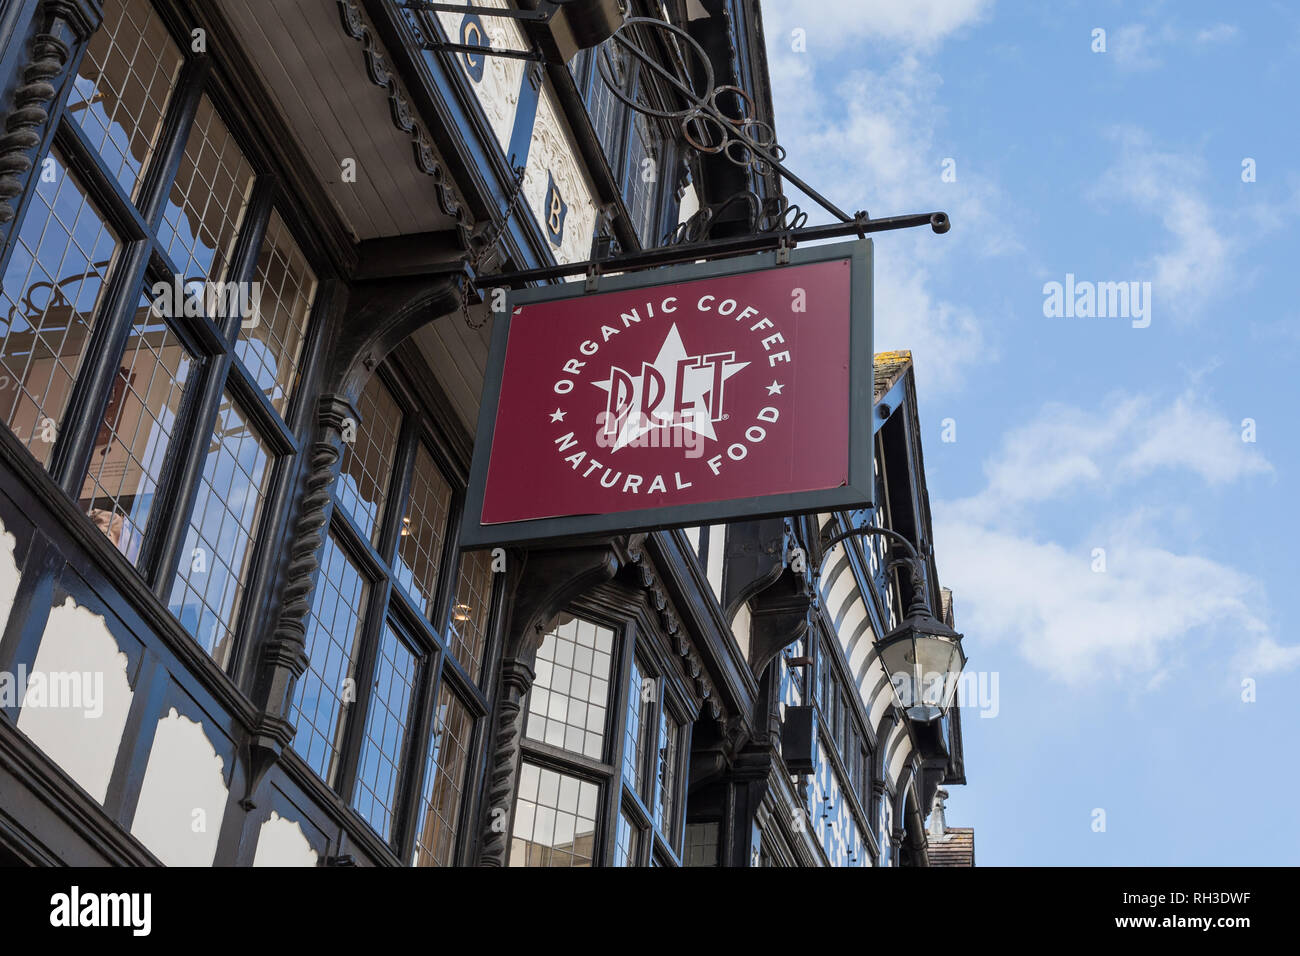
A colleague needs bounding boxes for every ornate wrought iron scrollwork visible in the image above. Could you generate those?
[595,16,854,224]
[665,191,808,246]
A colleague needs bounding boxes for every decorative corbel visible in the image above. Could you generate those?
[721,517,818,681]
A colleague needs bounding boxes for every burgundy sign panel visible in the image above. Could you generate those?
[461,241,873,547]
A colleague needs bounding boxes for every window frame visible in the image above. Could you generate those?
[513,587,693,867]
[289,359,501,864]
[0,0,334,678]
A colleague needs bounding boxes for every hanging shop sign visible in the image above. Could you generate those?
[460,239,874,547]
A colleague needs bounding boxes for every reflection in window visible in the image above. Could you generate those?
[614,810,639,867]
[448,549,493,682]
[290,534,368,785]
[683,821,719,867]
[588,42,625,164]
[352,624,418,842]
[336,373,401,543]
[412,685,474,867]
[510,763,599,867]
[622,658,651,799]
[236,209,315,416]
[167,397,271,666]
[65,0,183,199]
[624,111,661,246]
[0,151,120,467]
[656,709,680,838]
[526,618,613,759]
[157,94,254,284]
[81,287,195,564]
[394,444,451,616]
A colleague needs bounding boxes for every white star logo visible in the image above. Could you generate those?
[550,408,566,422]
[592,323,748,453]
[766,380,784,395]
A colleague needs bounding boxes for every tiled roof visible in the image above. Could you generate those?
[928,827,975,867]
[873,350,912,401]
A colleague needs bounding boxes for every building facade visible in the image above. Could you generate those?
[0,0,970,867]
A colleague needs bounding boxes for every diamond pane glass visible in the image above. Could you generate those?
[291,534,369,786]
[157,94,254,285]
[236,209,315,416]
[412,685,474,867]
[0,152,120,467]
[352,624,418,842]
[66,0,184,199]
[81,287,195,563]
[336,373,401,544]
[167,396,272,667]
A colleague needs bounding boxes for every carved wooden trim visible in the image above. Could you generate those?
[0,34,66,222]
[242,393,356,805]
[624,535,726,725]
[0,0,102,224]
[336,0,475,241]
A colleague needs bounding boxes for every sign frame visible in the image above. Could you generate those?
[459,238,874,549]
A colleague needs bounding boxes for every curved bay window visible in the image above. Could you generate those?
[289,368,497,865]
[511,605,690,867]
[0,0,321,671]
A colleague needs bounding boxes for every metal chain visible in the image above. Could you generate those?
[462,164,527,330]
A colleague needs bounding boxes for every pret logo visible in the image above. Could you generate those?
[546,289,791,498]
[594,323,748,455]
[477,254,857,530]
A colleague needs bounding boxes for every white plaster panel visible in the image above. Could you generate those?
[0,515,18,631]
[887,738,913,789]
[253,811,319,867]
[523,85,598,264]
[706,524,726,602]
[732,601,751,664]
[436,0,525,151]
[130,707,229,867]
[17,597,133,804]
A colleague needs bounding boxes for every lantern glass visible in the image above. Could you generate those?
[878,619,966,721]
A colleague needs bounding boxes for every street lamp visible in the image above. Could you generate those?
[819,523,967,722]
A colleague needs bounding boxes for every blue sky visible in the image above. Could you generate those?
[762,0,1300,864]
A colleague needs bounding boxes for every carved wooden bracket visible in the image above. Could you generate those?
[720,517,818,682]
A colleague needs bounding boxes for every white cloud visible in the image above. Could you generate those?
[935,392,1286,684]
[936,515,1269,684]
[950,391,1271,526]
[1121,393,1271,485]
[762,0,992,51]
[1194,23,1239,45]
[764,42,1018,393]
[1105,20,1239,69]
[1091,128,1232,319]
[1110,24,1163,71]
[1234,637,1300,677]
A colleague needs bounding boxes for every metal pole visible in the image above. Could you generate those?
[476,211,949,288]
